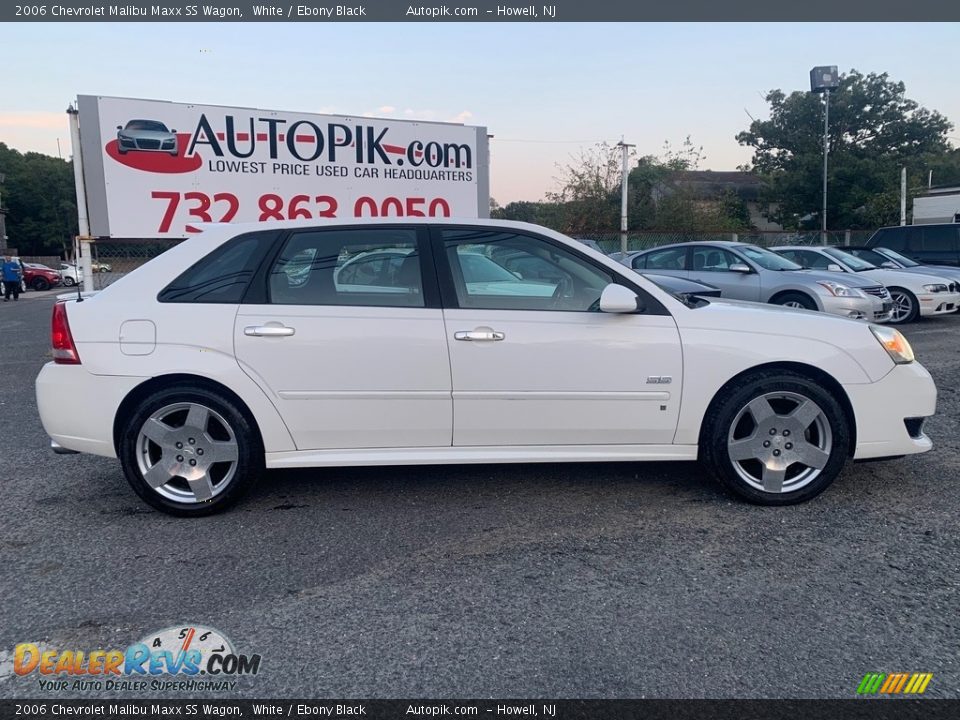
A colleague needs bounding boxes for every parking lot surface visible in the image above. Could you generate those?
[0,294,958,698]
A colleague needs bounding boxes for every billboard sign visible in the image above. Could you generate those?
[76,95,489,238]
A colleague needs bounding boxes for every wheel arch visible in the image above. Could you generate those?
[113,374,265,456]
[697,361,857,457]
[768,289,821,310]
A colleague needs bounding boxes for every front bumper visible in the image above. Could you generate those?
[820,293,888,322]
[846,362,936,460]
[917,291,960,317]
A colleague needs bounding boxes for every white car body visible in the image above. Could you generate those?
[773,246,960,319]
[36,219,936,513]
[58,263,81,286]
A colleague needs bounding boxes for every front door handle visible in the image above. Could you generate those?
[245,324,296,337]
[454,329,505,342]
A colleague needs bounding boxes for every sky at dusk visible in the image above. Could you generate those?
[3,22,960,204]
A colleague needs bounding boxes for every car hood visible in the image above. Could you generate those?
[905,265,960,282]
[859,268,958,288]
[789,269,880,288]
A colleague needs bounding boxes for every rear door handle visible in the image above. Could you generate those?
[245,325,296,337]
[454,329,505,342]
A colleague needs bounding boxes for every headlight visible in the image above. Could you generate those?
[922,283,948,293]
[817,281,865,298]
[870,325,915,364]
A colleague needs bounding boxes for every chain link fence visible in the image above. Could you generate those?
[575,230,876,255]
[85,239,184,290]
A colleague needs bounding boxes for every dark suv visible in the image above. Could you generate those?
[865,224,960,267]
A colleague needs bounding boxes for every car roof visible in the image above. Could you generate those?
[875,223,957,230]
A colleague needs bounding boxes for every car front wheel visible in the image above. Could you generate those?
[701,370,851,505]
[118,385,263,516]
[62,276,76,287]
[887,287,919,324]
[774,292,816,310]
[32,277,50,291]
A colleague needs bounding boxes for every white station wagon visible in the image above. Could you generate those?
[37,219,936,515]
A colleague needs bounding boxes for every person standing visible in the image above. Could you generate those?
[2,255,23,301]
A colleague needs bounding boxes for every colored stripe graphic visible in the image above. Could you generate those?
[857,672,932,694]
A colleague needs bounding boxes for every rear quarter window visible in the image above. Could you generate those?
[158,230,279,303]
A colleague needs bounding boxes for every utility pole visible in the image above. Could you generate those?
[0,173,7,253]
[900,167,907,226]
[822,88,830,244]
[617,139,634,255]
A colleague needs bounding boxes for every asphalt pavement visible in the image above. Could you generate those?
[0,293,958,699]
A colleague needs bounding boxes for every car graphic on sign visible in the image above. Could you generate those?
[116,119,178,155]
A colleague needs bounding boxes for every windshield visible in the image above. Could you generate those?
[850,248,893,266]
[824,247,877,271]
[876,247,919,267]
[737,245,802,271]
[125,120,169,132]
[458,253,519,283]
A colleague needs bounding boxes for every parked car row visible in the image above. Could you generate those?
[606,226,960,326]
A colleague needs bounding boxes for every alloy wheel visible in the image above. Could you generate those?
[889,291,914,323]
[135,402,240,504]
[726,391,833,494]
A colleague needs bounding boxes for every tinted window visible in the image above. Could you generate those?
[824,247,874,270]
[268,228,423,307]
[737,245,801,271]
[442,230,612,311]
[641,247,687,271]
[159,230,274,303]
[922,226,958,252]
[691,247,739,272]
[871,228,907,252]
[848,248,891,266]
[779,249,831,270]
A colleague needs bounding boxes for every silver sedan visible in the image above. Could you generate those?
[619,241,892,321]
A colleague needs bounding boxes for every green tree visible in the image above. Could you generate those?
[737,70,954,229]
[0,143,78,256]
[546,142,626,234]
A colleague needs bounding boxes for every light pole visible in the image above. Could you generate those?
[617,139,634,255]
[810,66,839,244]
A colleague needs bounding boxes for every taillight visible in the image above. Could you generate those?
[51,302,81,364]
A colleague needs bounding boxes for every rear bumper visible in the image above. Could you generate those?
[846,362,937,460]
[35,362,146,458]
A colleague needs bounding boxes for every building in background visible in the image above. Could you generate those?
[913,185,960,224]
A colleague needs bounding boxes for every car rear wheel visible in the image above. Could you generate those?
[118,386,263,516]
[774,292,816,310]
[887,287,919,324]
[62,276,76,287]
[701,370,851,505]
[31,277,50,291]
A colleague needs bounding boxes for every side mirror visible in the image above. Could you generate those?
[826,263,844,272]
[599,283,643,313]
[171,129,177,133]
[882,261,897,269]
[729,263,751,274]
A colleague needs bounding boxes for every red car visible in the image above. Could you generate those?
[21,262,62,291]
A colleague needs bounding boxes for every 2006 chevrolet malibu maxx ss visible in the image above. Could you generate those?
[36,219,937,516]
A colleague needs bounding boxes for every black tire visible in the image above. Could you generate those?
[700,369,851,505]
[887,287,919,324]
[118,385,264,516]
[32,277,50,291]
[63,276,76,287]
[772,291,816,310]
